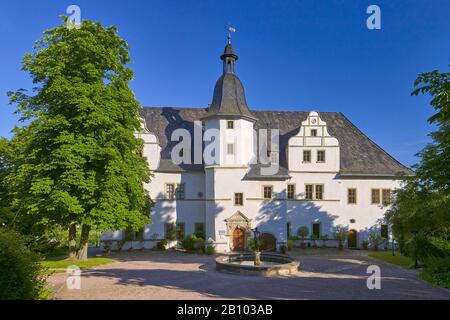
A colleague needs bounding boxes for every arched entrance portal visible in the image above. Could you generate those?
[225,211,251,252]
[232,228,245,251]
[260,233,277,251]
[348,229,357,248]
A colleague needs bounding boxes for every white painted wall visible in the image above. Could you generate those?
[103,111,404,253]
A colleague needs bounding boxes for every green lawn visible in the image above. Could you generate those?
[41,257,116,269]
[368,252,414,269]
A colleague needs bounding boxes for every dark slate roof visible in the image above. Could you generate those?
[139,107,414,177]
[202,73,257,121]
[221,43,238,60]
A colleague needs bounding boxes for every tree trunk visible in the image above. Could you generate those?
[77,224,91,261]
[68,223,77,259]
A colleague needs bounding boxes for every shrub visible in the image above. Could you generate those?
[248,238,265,252]
[421,256,450,289]
[102,241,112,254]
[287,239,296,250]
[296,226,309,240]
[279,245,287,254]
[368,232,384,250]
[181,234,204,252]
[205,245,215,255]
[194,231,205,239]
[116,239,126,251]
[0,229,49,300]
[362,240,369,250]
[333,225,348,250]
[405,236,448,267]
[155,239,168,251]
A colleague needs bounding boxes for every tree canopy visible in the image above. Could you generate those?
[385,67,450,266]
[3,18,152,260]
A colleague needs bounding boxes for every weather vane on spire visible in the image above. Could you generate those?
[226,24,236,44]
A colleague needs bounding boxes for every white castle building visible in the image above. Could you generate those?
[102,38,413,252]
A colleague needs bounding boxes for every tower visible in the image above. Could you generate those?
[202,35,257,249]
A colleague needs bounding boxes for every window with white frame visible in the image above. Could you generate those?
[263,186,273,199]
[348,188,357,204]
[303,150,311,163]
[305,184,324,200]
[317,150,326,163]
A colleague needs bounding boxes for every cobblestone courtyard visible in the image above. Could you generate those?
[47,250,450,300]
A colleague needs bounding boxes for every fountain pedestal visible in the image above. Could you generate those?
[254,251,261,266]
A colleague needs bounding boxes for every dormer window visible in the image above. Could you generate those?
[227,120,234,129]
[311,129,317,137]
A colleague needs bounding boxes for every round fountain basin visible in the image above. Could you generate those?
[216,253,299,276]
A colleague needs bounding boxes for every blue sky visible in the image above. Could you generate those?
[1,0,449,167]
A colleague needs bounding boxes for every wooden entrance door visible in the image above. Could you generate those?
[348,229,357,248]
[232,228,245,251]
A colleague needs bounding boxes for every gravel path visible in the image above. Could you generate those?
[47,250,450,300]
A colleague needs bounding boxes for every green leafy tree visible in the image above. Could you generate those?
[6,18,152,260]
[385,67,450,266]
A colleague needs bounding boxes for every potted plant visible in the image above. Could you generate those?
[333,225,348,250]
[297,226,309,249]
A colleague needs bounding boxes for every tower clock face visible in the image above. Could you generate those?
[311,118,317,124]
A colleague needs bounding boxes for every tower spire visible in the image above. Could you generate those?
[221,26,238,74]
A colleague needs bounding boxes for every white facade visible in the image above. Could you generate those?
[102,111,403,252]
[101,41,408,252]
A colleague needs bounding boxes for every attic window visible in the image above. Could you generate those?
[311,129,318,137]
[227,120,234,129]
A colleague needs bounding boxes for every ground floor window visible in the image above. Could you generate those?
[287,222,292,238]
[312,222,321,237]
[195,223,205,238]
[164,223,176,240]
[176,222,185,240]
